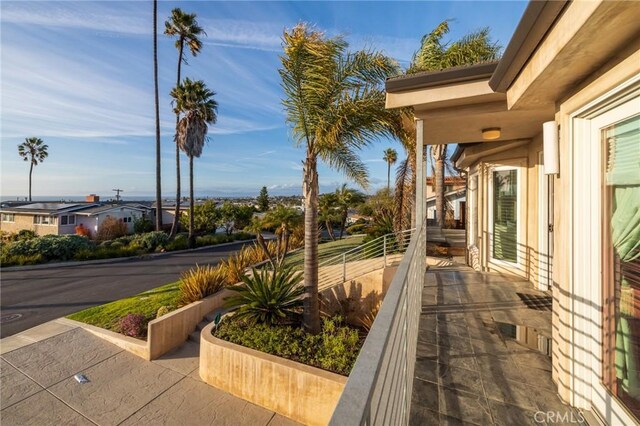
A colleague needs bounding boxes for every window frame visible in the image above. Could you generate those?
[1,213,15,223]
[488,162,524,268]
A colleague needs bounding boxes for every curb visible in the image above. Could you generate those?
[1,238,258,272]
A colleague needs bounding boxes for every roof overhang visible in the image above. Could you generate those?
[454,139,530,169]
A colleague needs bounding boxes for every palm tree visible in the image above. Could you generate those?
[165,8,205,238]
[398,20,500,230]
[318,193,339,241]
[335,184,365,239]
[382,148,398,190]
[170,78,217,248]
[153,0,162,231]
[279,24,401,334]
[263,205,303,267]
[17,137,48,201]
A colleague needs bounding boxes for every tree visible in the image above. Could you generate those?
[263,205,303,268]
[153,0,162,231]
[219,202,237,236]
[257,186,270,212]
[17,137,48,201]
[179,199,220,234]
[403,20,500,229]
[334,184,365,239]
[165,8,205,238]
[279,24,401,333]
[382,148,397,191]
[171,78,217,248]
[319,193,340,241]
[360,188,395,241]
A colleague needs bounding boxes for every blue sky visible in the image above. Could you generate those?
[0,0,527,199]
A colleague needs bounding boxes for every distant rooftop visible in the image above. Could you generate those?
[14,203,81,211]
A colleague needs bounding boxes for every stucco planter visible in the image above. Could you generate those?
[199,322,347,426]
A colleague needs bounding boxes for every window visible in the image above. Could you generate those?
[602,114,640,420]
[33,215,55,225]
[1,213,15,222]
[469,175,478,246]
[492,169,518,263]
[60,215,76,226]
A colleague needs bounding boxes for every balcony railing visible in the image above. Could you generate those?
[329,221,426,425]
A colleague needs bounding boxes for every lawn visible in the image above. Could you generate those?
[66,281,180,332]
[283,235,365,269]
[67,235,366,335]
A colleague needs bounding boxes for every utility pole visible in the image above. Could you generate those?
[112,188,124,203]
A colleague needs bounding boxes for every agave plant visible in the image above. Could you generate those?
[225,266,304,325]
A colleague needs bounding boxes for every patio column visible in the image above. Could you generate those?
[415,119,425,230]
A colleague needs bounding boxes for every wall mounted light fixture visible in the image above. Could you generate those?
[543,121,559,174]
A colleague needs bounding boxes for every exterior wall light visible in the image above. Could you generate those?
[543,121,559,174]
[482,127,501,140]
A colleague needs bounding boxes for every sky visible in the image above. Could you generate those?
[0,0,527,199]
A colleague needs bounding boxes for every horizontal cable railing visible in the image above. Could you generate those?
[317,229,414,292]
[329,221,425,425]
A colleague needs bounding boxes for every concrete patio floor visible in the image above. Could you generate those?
[410,266,585,426]
[0,322,298,426]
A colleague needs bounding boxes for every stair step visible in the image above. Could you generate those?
[188,329,201,343]
[196,321,208,331]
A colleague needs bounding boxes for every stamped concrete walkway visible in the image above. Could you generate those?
[0,319,298,426]
[410,266,585,426]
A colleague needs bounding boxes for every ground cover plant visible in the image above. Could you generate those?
[213,316,363,376]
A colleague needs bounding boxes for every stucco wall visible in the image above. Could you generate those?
[0,213,58,236]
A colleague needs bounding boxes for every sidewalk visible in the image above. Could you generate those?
[0,319,298,426]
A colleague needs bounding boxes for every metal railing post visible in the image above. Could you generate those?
[342,253,346,282]
[383,235,387,267]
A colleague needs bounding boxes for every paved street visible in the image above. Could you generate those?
[0,241,255,338]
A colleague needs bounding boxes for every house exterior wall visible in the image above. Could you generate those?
[550,43,640,424]
[0,213,59,236]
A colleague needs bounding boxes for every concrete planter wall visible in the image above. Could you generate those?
[71,287,235,361]
[199,321,347,426]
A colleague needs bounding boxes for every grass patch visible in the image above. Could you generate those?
[283,235,364,270]
[66,282,180,333]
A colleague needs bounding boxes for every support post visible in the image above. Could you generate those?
[342,253,346,282]
[383,235,387,267]
[415,119,425,229]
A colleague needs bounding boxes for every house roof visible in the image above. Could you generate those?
[386,62,499,93]
[74,204,148,216]
[0,203,97,215]
[385,1,569,95]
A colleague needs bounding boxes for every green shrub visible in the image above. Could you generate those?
[179,264,227,305]
[133,231,169,251]
[214,316,362,375]
[73,245,140,261]
[164,234,188,251]
[133,216,154,234]
[156,305,173,318]
[225,266,303,325]
[0,252,45,267]
[113,235,134,245]
[6,234,93,261]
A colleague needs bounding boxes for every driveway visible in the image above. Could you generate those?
[0,241,255,338]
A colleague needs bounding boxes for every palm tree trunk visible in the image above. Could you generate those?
[169,40,185,238]
[387,161,391,191]
[188,155,195,248]
[302,150,321,334]
[153,0,162,232]
[339,210,347,239]
[325,220,335,241]
[28,161,34,201]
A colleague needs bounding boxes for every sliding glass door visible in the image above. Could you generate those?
[492,168,518,264]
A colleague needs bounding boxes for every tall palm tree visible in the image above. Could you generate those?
[319,193,339,241]
[170,78,217,248]
[335,184,365,239]
[280,24,401,334]
[382,148,398,191]
[398,20,500,230]
[165,8,205,238]
[153,0,162,231]
[17,137,48,201]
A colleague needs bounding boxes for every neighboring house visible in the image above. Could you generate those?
[385,1,639,424]
[0,201,151,236]
[425,176,466,226]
